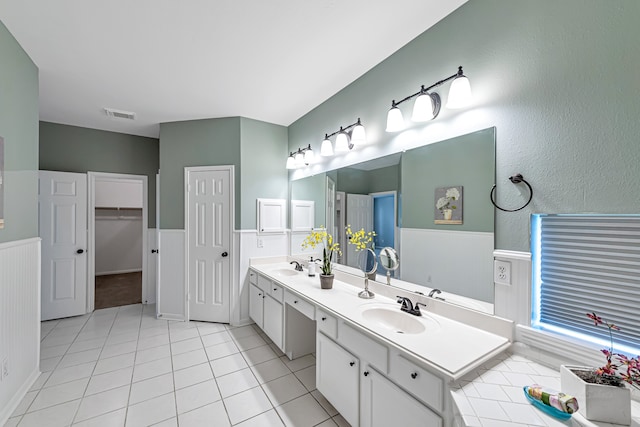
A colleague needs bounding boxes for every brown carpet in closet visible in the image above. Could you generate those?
[95,272,142,309]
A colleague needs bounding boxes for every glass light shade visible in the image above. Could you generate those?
[411,93,435,122]
[286,155,295,169]
[320,138,333,156]
[303,147,315,163]
[386,107,404,132]
[335,132,350,152]
[294,151,305,167]
[350,124,367,145]
[446,75,472,109]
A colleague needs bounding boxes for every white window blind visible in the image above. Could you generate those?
[531,214,640,355]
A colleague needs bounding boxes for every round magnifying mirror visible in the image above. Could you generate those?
[379,247,399,286]
[357,248,377,299]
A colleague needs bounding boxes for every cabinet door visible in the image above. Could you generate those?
[316,333,360,427]
[361,367,442,427]
[249,284,264,329]
[263,294,283,349]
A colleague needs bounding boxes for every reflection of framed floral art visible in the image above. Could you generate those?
[434,186,462,224]
[0,136,4,229]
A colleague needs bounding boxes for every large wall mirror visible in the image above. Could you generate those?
[290,127,496,312]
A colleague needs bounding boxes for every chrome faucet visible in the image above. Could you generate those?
[289,261,303,271]
[396,296,424,316]
[428,288,442,298]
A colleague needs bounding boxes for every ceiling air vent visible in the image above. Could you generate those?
[104,108,136,120]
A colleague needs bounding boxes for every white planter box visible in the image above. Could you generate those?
[560,365,631,425]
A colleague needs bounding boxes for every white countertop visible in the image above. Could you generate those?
[451,352,640,427]
[251,262,510,380]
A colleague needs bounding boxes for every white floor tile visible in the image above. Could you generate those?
[135,344,171,365]
[235,409,284,427]
[332,414,350,427]
[29,371,52,391]
[228,325,259,340]
[73,385,130,423]
[105,331,139,346]
[210,353,248,377]
[72,408,126,426]
[29,377,89,412]
[216,367,259,398]
[67,337,107,354]
[129,372,174,405]
[275,394,330,427]
[11,390,38,417]
[223,386,273,425]
[39,355,62,372]
[169,327,200,343]
[4,417,20,427]
[85,366,133,396]
[310,390,339,417]
[241,344,278,366]
[196,322,227,336]
[250,358,291,384]
[137,334,170,351]
[18,399,80,427]
[294,365,316,391]
[315,420,338,427]
[100,340,138,359]
[125,392,176,427]
[170,337,203,355]
[205,341,239,361]
[234,334,267,351]
[282,354,315,372]
[262,373,308,406]
[94,352,136,375]
[58,348,101,368]
[132,356,172,382]
[150,416,178,427]
[177,401,230,427]
[175,379,221,414]
[41,333,77,348]
[44,361,96,388]
[200,330,232,347]
[40,343,71,359]
[172,348,208,370]
[173,362,214,390]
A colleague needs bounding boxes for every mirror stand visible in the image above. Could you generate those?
[357,248,378,299]
[358,278,375,299]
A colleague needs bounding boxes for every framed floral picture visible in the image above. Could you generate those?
[434,186,462,224]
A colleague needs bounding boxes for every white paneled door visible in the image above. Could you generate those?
[39,171,88,321]
[186,167,233,323]
[346,193,373,268]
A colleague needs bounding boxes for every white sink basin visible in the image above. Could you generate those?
[271,268,299,277]
[361,306,426,335]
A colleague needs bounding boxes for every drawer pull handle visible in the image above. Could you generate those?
[321,317,327,321]
[262,296,266,299]
[294,300,298,304]
[411,372,418,379]
[258,293,262,296]
[349,362,355,367]
[363,371,369,376]
[273,288,277,291]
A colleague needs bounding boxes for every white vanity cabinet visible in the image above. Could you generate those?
[248,272,284,350]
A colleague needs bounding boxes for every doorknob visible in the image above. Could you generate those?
[221,252,228,257]
[76,249,84,254]
[151,249,158,254]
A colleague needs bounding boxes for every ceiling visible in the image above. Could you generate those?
[0,1,466,138]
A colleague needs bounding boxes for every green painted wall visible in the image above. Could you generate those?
[159,117,241,229]
[39,122,159,227]
[0,21,39,243]
[291,173,325,228]
[402,129,494,232]
[288,0,640,252]
[240,118,288,229]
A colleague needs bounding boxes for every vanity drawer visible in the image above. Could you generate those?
[316,309,337,339]
[285,291,315,320]
[338,321,388,373]
[388,353,443,412]
[257,274,271,293]
[248,270,257,285]
[269,282,284,303]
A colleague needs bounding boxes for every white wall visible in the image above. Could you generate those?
[0,238,41,425]
[95,209,143,275]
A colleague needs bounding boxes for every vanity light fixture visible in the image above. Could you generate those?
[286,145,315,169]
[386,66,472,132]
[322,118,367,156]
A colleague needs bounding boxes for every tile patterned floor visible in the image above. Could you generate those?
[5,304,349,427]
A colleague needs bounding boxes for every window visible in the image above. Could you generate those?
[531,214,640,356]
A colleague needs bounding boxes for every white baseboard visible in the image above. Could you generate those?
[0,368,40,426]
[95,268,142,276]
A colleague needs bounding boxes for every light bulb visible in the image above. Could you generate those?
[351,122,366,146]
[386,106,404,132]
[412,93,435,122]
[294,150,304,167]
[303,146,314,163]
[286,155,295,169]
[320,137,333,156]
[447,75,472,109]
[335,131,350,152]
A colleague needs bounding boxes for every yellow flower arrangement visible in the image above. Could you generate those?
[301,228,341,275]
[345,225,376,251]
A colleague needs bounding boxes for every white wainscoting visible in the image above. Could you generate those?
[400,228,494,303]
[234,230,289,325]
[0,238,41,426]
[493,249,531,326]
[145,229,157,305]
[157,230,185,321]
